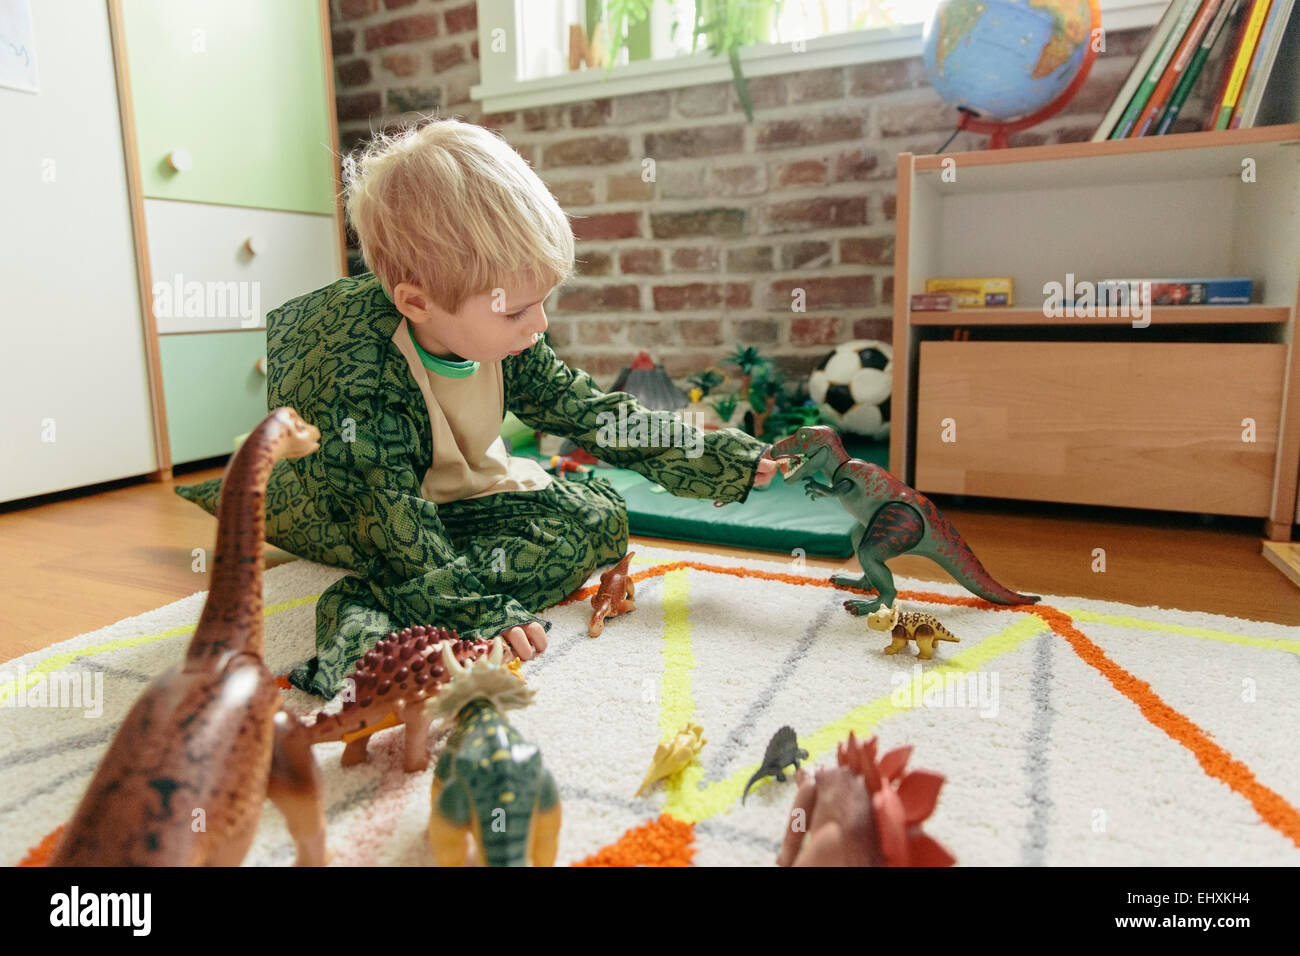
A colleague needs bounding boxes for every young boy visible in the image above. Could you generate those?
[177,118,776,698]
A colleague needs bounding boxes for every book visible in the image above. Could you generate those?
[1156,0,1245,132]
[1112,0,1204,138]
[1230,0,1298,126]
[1210,0,1274,128]
[910,294,956,311]
[1262,541,1300,590]
[1094,277,1254,305]
[1093,1,1184,141]
[925,277,1013,308]
[1131,0,1224,136]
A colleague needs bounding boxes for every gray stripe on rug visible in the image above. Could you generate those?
[0,760,101,816]
[704,587,843,779]
[0,726,118,775]
[1020,631,1055,865]
[68,659,154,683]
[558,781,780,856]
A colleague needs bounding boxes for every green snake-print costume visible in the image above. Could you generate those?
[176,273,766,697]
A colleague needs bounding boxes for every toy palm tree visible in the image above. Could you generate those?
[726,345,770,400]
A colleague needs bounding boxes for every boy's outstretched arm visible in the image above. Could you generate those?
[504,337,776,505]
[311,395,548,663]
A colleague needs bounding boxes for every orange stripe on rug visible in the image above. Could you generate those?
[22,559,1299,864]
[572,814,695,867]
[1035,605,1300,849]
[18,824,63,866]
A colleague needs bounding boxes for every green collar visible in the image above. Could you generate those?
[407,323,479,378]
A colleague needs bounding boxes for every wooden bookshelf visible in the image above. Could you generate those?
[892,125,1300,541]
[910,305,1292,326]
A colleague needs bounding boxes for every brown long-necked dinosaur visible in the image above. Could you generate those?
[49,408,329,866]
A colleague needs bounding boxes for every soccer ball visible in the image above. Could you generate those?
[807,339,893,440]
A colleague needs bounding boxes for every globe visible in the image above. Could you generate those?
[922,0,1094,122]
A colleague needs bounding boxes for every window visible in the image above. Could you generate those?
[473,0,1167,113]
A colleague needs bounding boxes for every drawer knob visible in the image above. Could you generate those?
[167,147,193,172]
[244,235,266,256]
[254,356,267,376]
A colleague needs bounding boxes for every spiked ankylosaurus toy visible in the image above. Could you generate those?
[427,638,560,866]
[50,408,328,867]
[301,627,499,772]
[866,604,961,660]
[770,426,1039,614]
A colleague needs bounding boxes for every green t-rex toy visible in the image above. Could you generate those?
[770,426,1039,614]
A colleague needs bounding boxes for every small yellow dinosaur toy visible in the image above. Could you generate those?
[865,603,960,660]
[635,722,706,797]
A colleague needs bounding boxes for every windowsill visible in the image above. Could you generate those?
[472,0,1167,114]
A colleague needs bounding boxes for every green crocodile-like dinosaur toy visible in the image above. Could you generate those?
[770,426,1039,614]
[427,639,561,867]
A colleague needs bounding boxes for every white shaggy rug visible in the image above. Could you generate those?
[3,544,1298,866]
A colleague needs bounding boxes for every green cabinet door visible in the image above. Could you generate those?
[122,0,336,214]
[159,331,269,464]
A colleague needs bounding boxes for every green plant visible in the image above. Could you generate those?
[711,392,739,422]
[691,0,786,121]
[601,0,787,121]
[688,368,726,396]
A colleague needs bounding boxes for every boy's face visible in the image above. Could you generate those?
[394,277,552,364]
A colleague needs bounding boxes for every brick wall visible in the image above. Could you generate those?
[330,0,1169,385]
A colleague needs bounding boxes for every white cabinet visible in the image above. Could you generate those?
[1,0,159,503]
[144,200,341,333]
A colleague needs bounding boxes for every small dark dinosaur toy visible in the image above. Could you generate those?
[743,725,809,803]
[50,408,328,866]
[770,426,1039,614]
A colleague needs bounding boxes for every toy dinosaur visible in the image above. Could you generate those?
[49,407,329,866]
[770,426,1039,614]
[635,722,706,797]
[427,638,560,866]
[589,550,636,637]
[865,604,960,660]
[301,627,498,772]
[742,725,809,803]
[777,732,955,867]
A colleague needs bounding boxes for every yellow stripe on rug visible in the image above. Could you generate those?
[662,607,1048,823]
[0,594,320,704]
[1063,609,1300,655]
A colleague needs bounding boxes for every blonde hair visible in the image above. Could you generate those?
[342,117,575,313]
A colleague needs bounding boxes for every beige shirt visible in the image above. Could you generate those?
[391,318,552,504]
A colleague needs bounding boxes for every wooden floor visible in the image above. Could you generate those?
[2,463,1296,663]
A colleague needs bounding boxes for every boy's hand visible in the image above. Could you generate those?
[499,621,548,661]
[713,452,778,507]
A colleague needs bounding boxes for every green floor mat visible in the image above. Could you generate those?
[513,435,888,558]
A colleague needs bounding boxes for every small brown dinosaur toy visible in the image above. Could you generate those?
[50,408,329,867]
[589,551,636,637]
[864,603,960,660]
[777,732,954,868]
[301,627,499,772]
